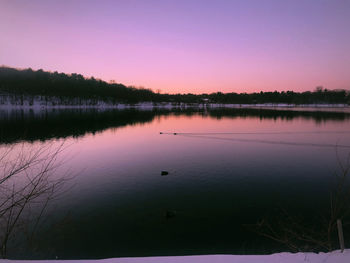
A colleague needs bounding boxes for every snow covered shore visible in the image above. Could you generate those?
[0,101,349,114]
[0,94,349,111]
[1,250,349,263]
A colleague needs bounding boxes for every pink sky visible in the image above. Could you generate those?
[1,0,349,94]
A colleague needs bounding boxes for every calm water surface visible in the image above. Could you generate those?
[1,108,350,259]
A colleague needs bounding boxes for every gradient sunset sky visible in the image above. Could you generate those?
[1,0,349,94]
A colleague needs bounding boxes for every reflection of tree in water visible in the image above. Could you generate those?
[0,108,349,144]
[0,109,157,143]
[208,108,350,123]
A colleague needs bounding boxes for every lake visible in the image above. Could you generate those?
[1,107,350,259]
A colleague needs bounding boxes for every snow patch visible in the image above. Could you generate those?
[1,250,350,263]
[0,95,349,113]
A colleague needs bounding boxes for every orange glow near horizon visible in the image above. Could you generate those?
[1,1,349,94]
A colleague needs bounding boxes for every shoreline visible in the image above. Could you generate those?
[0,102,349,114]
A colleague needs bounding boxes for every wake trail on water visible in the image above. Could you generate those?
[159,131,350,148]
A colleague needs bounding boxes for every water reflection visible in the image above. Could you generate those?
[171,134,350,149]
[1,107,350,259]
[0,108,349,143]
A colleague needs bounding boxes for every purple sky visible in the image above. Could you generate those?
[1,0,349,94]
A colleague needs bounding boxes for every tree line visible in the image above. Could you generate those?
[0,66,349,104]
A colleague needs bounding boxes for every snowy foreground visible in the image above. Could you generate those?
[1,250,350,263]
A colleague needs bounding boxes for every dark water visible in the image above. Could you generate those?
[1,107,350,259]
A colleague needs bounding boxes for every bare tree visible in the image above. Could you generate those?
[0,142,70,258]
